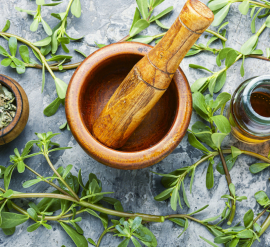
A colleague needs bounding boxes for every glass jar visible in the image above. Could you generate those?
[228,75,270,144]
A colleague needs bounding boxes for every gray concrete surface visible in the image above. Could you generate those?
[0,0,270,246]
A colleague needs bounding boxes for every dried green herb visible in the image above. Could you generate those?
[0,83,16,130]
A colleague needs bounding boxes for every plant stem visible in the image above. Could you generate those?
[217,149,235,225]
[165,214,204,225]
[24,164,70,196]
[259,213,270,236]
[257,23,266,36]
[97,226,115,247]
[253,206,270,224]
[44,154,80,201]
[205,29,227,41]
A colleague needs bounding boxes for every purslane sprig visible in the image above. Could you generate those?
[2,132,270,247]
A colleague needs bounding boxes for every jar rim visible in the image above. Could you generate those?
[242,75,270,125]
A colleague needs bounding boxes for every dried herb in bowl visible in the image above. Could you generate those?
[0,83,16,130]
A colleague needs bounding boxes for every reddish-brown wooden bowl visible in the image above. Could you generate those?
[0,74,29,145]
[66,42,192,170]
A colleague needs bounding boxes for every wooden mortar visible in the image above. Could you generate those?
[66,42,192,170]
[92,0,214,149]
[0,74,29,145]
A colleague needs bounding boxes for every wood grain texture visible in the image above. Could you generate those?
[0,74,29,145]
[92,0,214,149]
[65,42,192,170]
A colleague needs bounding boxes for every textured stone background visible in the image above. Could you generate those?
[0,0,270,246]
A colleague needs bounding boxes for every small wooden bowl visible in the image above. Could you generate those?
[66,42,192,170]
[0,74,29,145]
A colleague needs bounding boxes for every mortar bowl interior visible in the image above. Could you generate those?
[66,42,192,170]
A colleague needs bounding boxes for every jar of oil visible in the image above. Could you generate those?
[228,75,270,144]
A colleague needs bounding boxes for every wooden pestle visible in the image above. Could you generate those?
[92,0,214,149]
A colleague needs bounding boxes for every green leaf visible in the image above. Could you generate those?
[131,237,142,247]
[130,35,154,44]
[192,92,209,120]
[52,30,59,54]
[41,19,52,36]
[15,7,36,16]
[150,6,173,22]
[131,217,142,233]
[239,1,250,15]
[191,77,208,93]
[19,45,30,63]
[152,0,165,8]
[2,20,10,32]
[186,49,201,57]
[1,58,12,67]
[54,78,67,99]
[85,209,109,229]
[214,70,227,93]
[214,235,234,243]
[244,209,254,227]
[47,55,72,62]
[27,222,41,232]
[236,229,253,239]
[199,236,218,247]
[17,161,25,173]
[133,225,157,246]
[254,191,270,207]
[23,178,42,188]
[188,133,210,153]
[231,146,242,158]
[0,212,29,228]
[254,222,262,233]
[3,189,13,198]
[216,154,238,175]
[189,64,213,73]
[249,163,270,174]
[130,8,141,33]
[211,133,227,149]
[155,20,169,29]
[251,8,263,33]
[188,205,209,216]
[213,92,231,112]
[241,35,258,55]
[136,0,148,19]
[170,187,178,211]
[33,37,52,47]
[9,37,17,57]
[44,97,62,117]
[74,49,87,58]
[229,183,235,197]
[154,187,173,201]
[119,238,130,247]
[229,238,239,247]
[178,218,188,238]
[182,182,190,208]
[211,115,231,133]
[168,218,185,227]
[129,19,150,38]
[88,238,97,246]
[30,18,39,32]
[208,0,229,11]
[36,0,45,5]
[266,15,270,28]
[60,222,88,247]
[209,76,217,96]
[206,161,214,189]
[27,208,38,221]
[225,49,238,67]
[4,165,15,190]
[212,4,231,27]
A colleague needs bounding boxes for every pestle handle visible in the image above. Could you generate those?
[93,0,214,149]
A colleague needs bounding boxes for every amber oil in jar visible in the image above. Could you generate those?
[228,75,270,144]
